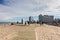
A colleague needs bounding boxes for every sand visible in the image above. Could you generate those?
[35,24,60,40]
[0,24,60,40]
[0,24,36,40]
[0,25,20,40]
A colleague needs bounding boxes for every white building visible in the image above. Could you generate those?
[39,14,54,23]
[21,18,25,24]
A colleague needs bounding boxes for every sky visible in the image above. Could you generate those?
[0,0,60,22]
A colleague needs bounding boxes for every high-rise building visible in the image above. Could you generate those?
[21,18,25,24]
[39,14,43,23]
[39,14,54,23]
[29,16,34,23]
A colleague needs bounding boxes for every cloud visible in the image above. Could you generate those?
[32,0,60,16]
[0,0,60,21]
[43,0,60,15]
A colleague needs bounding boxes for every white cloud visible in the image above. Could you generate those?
[33,0,60,16]
[43,0,60,15]
[0,0,60,21]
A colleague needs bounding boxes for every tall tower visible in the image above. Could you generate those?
[29,16,34,23]
[21,18,25,24]
[39,14,43,23]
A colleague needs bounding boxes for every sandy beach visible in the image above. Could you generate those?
[0,24,60,40]
[0,24,36,40]
[35,24,60,40]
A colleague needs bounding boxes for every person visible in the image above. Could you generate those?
[11,23,14,25]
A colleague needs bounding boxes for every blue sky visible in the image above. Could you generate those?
[0,0,3,4]
[0,0,60,22]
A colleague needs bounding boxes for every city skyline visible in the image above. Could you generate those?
[2,15,60,22]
